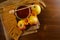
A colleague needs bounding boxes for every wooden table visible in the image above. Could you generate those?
[0,0,60,40]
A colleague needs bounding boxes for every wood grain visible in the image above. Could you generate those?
[19,0,60,40]
[0,0,60,40]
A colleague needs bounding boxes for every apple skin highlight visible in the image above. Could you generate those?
[31,4,41,15]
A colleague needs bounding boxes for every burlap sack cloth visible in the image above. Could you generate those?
[0,0,46,40]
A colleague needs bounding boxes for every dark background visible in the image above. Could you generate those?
[0,0,60,40]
